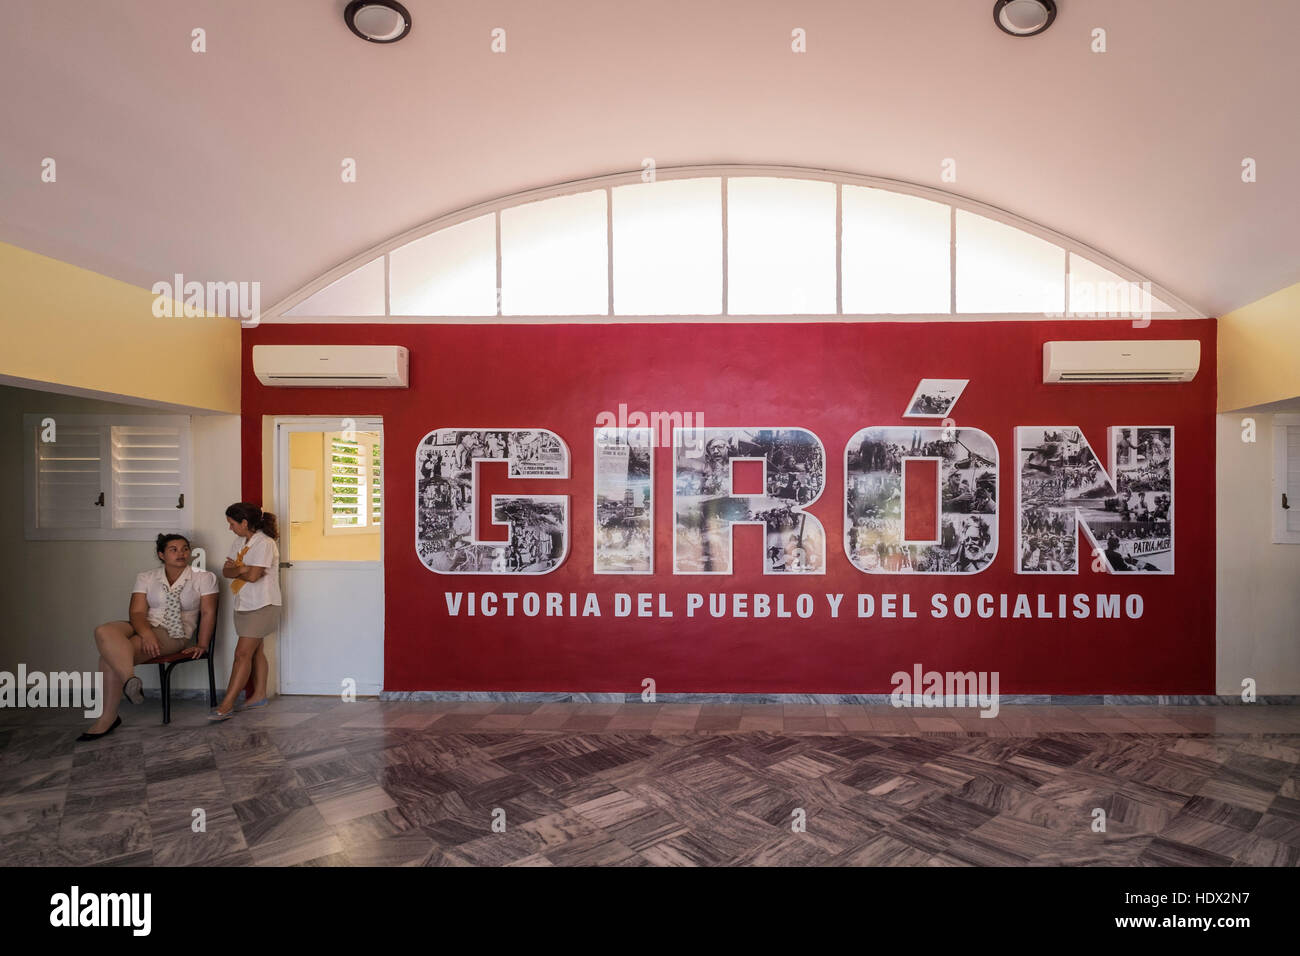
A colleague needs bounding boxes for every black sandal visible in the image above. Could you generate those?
[76,716,121,741]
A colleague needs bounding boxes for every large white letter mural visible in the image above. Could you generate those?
[845,426,999,573]
[416,428,569,574]
[673,427,826,574]
[594,427,654,574]
[1016,426,1173,574]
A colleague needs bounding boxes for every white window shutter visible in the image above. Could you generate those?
[1273,416,1300,544]
[33,423,107,530]
[26,414,192,541]
[371,437,382,527]
[325,431,382,533]
[328,433,366,529]
[111,424,192,530]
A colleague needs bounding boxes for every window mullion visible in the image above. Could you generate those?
[99,425,112,531]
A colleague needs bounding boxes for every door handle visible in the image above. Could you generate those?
[280,561,293,568]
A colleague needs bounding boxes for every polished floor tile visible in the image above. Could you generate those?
[2,700,1299,866]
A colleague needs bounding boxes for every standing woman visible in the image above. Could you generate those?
[212,502,282,719]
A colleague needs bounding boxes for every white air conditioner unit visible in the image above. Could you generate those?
[252,345,409,387]
[1043,340,1200,384]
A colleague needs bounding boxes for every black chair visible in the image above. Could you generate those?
[150,623,218,724]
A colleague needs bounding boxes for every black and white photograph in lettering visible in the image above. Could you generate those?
[902,378,969,418]
[594,427,653,574]
[1016,427,1104,573]
[509,430,567,477]
[416,428,568,574]
[673,427,826,574]
[845,426,998,574]
[1091,426,1174,572]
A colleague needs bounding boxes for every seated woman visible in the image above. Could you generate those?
[79,533,219,740]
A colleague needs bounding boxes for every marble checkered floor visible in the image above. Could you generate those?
[2,700,1298,866]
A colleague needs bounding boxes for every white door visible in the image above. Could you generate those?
[275,418,384,695]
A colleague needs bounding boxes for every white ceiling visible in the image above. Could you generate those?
[2,0,1297,317]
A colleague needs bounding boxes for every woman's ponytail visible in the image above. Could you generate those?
[225,502,280,541]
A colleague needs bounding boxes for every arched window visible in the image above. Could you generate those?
[268,166,1197,322]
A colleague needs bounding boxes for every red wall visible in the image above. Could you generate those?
[241,320,1216,694]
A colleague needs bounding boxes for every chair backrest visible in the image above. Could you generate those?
[191,590,219,656]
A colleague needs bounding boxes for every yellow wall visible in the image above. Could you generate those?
[1219,280,1300,412]
[0,241,240,413]
[287,430,381,561]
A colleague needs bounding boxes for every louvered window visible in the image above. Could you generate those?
[111,425,189,529]
[33,422,105,530]
[325,431,382,533]
[371,439,382,527]
[25,415,192,540]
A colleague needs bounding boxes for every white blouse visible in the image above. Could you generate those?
[226,531,282,611]
[132,566,219,637]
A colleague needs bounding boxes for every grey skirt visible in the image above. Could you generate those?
[234,604,281,639]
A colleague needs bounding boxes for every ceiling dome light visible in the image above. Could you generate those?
[344,0,412,43]
[993,0,1057,37]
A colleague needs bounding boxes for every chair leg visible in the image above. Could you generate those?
[208,652,217,707]
[159,663,171,725]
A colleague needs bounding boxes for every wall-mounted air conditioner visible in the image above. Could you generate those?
[252,345,409,387]
[1043,340,1200,384]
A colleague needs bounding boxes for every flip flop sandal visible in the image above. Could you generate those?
[207,708,236,721]
[239,698,270,710]
[123,676,144,705]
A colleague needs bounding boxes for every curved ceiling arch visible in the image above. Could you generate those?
[264,164,1203,323]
